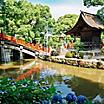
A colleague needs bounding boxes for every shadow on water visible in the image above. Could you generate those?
[64,76,104,98]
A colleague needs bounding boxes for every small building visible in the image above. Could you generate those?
[66,11,104,50]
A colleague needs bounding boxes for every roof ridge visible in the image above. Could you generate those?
[80,10,96,16]
[80,10,104,29]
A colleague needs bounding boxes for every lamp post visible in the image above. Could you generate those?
[44,31,52,55]
[59,32,65,54]
[43,16,52,55]
[30,19,36,43]
[44,16,48,53]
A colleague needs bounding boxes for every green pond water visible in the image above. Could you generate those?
[0,59,104,100]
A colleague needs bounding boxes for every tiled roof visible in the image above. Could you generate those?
[66,11,104,34]
[81,11,104,29]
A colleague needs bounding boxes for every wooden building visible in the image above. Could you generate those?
[66,11,104,50]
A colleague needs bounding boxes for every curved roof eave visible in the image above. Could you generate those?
[81,11,104,30]
[65,14,81,34]
[65,11,104,35]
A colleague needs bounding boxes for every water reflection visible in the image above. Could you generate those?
[31,68,104,100]
[38,59,104,84]
[0,59,36,78]
[0,59,104,101]
[66,76,104,98]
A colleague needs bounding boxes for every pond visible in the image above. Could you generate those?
[0,59,104,101]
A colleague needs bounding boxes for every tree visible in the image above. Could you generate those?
[0,0,3,7]
[53,14,78,35]
[97,7,104,22]
[0,0,54,43]
[83,0,104,7]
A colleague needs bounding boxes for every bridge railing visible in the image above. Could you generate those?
[0,33,50,53]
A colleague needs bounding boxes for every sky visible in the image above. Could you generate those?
[28,0,101,20]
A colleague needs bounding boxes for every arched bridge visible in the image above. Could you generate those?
[0,34,50,62]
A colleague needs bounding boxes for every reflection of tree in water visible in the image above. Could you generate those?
[65,76,104,99]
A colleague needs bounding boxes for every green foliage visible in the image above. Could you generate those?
[47,37,53,47]
[0,77,55,103]
[0,0,54,42]
[0,0,79,45]
[97,7,104,23]
[88,53,93,59]
[78,52,84,59]
[66,35,75,43]
[83,0,104,7]
[49,35,61,48]
[65,52,73,58]
[51,50,59,56]
[101,32,104,39]
[74,41,84,51]
[0,0,3,8]
[53,14,78,35]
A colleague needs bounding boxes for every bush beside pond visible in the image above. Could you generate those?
[0,77,100,104]
[0,77,55,103]
[51,50,59,56]
[0,77,95,104]
[65,52,74,58]
[78,52,84,59]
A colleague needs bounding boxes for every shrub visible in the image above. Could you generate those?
[88,53,93,59]
[74,41,84,51]
[78,52,84,59]
[51,50,59,56]
[65,52,73,58]
[0,77,55,103]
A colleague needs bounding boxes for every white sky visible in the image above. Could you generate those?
[50,5,101,20]
[28,0,102,20]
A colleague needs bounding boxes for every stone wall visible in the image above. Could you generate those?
[40,56,104,69]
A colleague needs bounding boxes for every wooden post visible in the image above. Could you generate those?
[0,44,11,63]
[20,46,23,60]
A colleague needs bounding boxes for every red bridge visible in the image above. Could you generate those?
[0,34,50,62]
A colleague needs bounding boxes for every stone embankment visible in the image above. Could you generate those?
[38,55,104,69]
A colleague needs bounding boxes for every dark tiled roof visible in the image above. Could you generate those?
[81,11,104,29]
[66,11,104,34]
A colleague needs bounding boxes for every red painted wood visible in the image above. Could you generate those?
[0,34,50,54]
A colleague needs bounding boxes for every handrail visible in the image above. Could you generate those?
[0,34,50,54]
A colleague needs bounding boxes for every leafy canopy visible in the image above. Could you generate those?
[0,0,54,42]
[83,0,104,7]
[0,0,79,45]
[97,7,104,23]
[53,14,78,35]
